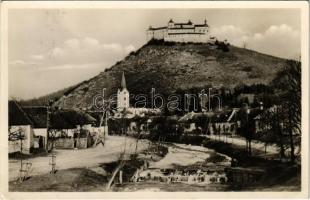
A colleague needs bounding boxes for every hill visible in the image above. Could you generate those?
[17,85,78,106]
[53,40,287,110]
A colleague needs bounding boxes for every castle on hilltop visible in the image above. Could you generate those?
[147,19,214,43]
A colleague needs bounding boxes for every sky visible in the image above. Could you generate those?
[9,9,301,100]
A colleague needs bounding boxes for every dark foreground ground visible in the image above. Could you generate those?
[202,140,301,191]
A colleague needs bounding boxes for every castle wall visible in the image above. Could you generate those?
[147,21,209,43]
[147,29,165,41]
[165,34,208,43]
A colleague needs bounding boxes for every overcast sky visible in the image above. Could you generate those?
[9,9,301,100]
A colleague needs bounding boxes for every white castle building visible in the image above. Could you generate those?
[147,19,213,43]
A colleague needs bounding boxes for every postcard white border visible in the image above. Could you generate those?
[0,1,309,199]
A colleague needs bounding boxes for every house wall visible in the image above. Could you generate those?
[93,126,108,137]
[53,137,90,149]
[9,125,33,154]
[33,128,48,149]
[82,124,92,132]
[54,138,75,149]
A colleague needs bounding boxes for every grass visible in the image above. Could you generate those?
[51,40,287,109]
[9,149,49,160]
[9,168,107,192]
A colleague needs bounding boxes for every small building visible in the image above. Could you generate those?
[178,112,216,135]
[211,109,238,136]
[22,106,48,150]
[178,112,201,134]
[49,109,97,149]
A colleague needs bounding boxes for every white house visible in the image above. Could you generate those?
[9,101,35,154]
[22,106,49,150]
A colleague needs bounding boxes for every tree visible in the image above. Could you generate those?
[272,60,301,162]
[239,103,254,156]
[259,108,279,159]
[195,115,209,135]
[133,117,146,154]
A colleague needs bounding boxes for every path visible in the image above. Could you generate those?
[206,134,278,158]
[9,136,149,181]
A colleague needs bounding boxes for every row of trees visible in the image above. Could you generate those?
[239,60,301,162]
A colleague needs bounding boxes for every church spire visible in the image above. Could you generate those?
[121,71,126,89]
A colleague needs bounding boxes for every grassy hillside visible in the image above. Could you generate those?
[53,40,287,110]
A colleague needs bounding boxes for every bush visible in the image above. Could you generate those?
[206,152,227,163]
[147,39,177,46]
[215,40,230,52]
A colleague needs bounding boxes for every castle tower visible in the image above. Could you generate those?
[117,72,129,111]
[168,19,174,28]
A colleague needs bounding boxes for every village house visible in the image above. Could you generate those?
[49,109,97,149]
[210,109,238,136]
[87,111,109,136]
[126,117,153,135]
[178,112,202,134]
[252,104,281,135]
[9,100,100,153]
[8,101,35,154]
[22,106,48,150]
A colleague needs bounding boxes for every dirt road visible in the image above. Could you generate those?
[9,136,149,181]
[207,135,278,157]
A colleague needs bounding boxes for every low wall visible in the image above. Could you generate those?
[76,138,87,149]
[9,140,31,154]
[54,138,75,149]
[53,137,91,149]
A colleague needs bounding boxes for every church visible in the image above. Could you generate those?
[146,19,214,43]
[117,72,130,111]
[115,72,160,118]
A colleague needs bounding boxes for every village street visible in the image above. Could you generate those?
[9,136,150,181]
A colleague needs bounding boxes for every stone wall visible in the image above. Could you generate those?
[54,138,75,149]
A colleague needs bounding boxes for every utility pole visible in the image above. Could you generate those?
[19,128,24,182]
[47,100,56,174]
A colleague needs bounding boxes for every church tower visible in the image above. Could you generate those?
[117,72,129,111]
